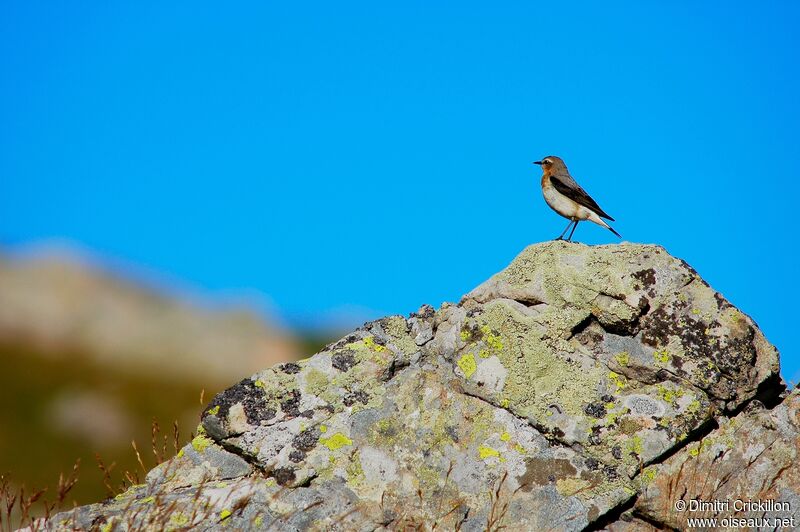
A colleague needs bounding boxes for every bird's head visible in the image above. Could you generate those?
[533,156,567,174]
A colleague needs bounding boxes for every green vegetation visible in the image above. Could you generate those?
[0,341,217,507]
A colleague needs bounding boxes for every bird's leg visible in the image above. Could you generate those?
[556,220,574,240]
[566,220,579,242]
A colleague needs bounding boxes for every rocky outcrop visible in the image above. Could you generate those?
[42,242,793,531]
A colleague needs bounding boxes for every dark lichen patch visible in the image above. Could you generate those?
[603,464,619,480]
[445,425,459,443]
[280,389,302,418]
[410,304,436,319]
[288,450,306,463]
[459,321,485,343]
[343,390,369,406]
[326,333,360,351]
[643,299,757,393]
[585,457,601,471]
[713,292,732,311]
[520,457,578,490]
[678,260,709,288]
[465,307,483,318]
[584,402,608,418]
[611,446,622,460]
[640,303,686,349]
[572,319,605,347]
[272,467,296,486]
[204,378,275,425]
[280,363,301,374]
[631,268,656,291]
[292,428,320,451]
[332,350,357,372]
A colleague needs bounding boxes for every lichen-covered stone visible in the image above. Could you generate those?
[41,242,789,531]
[630,390,800,530]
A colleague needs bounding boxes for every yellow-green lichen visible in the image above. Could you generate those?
[254,515,264,527]
[320,432,353,450]
[219,509,232,521]
[177,448,185,458]
[686,399,701,415]
[608,371,627,390]
[100,519,115,532]
[207,405,220,416]
[640,467,657,485]
[614,351,630,366]
[417,464,449,491]
[556,478,590,496]
[345,451,365,485]
[657,384,684,404]
[605,409,622,427]
[478,445,501,460]
[141,496,155,504]
[481,325,504,351]
[472,300,606,428]
[381,316,418,354]
[653,350,671,365]
[457,353,477,378]
[500,432,511,442]
[479,349,491,359]
[305,368,330,396]
[627,435,644,456]
[362,336,387,352]
[192,434,213,453]
[170,512,189,527]
[368,417,404,447]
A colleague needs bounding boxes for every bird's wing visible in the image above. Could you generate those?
[550,175,615,221]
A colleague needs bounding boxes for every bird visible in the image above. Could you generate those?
[533,155,621,242]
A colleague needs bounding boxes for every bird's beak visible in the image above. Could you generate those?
[533,161,543,165]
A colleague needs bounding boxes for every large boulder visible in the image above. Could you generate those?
[42,242,791,531]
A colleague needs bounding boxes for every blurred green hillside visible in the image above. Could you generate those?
[0,249,336,509]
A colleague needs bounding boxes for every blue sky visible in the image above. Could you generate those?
[1,2,798,381]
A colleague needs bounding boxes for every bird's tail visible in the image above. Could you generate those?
[592,215,621,238]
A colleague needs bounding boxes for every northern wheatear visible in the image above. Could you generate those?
[534,156,621,242]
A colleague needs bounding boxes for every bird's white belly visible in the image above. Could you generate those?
[542,182,593,221]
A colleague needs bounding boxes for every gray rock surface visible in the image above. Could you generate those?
[40,242,794,531]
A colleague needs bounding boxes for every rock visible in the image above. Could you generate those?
[41,242,791,531]
[631,390,800,530]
